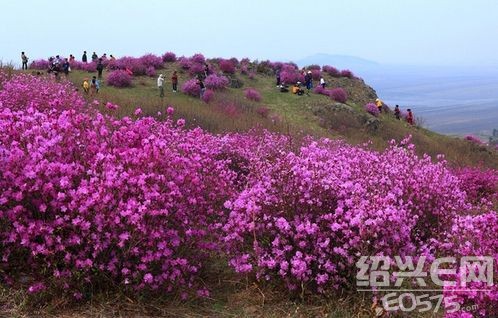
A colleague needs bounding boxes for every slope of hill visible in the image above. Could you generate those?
[51,57,498,169]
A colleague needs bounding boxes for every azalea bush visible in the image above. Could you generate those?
[107,70,133,87]
[29,59,50,70]
[364,102,380,116]
[204,74,229,90]
[202,89,215,103]
[464,135,483,145]
[219,59,236,74]
[146,66,156,77]
[244,88,262,102]
[139,54,163,69]
[181,79,201,97]
[162,52,177,63]
[322,65,340,77]
[329,88,348,103]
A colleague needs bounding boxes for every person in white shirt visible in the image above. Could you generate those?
[157,74,165,98]
[320,77,326,89]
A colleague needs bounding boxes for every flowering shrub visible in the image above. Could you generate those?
[202,89,215,103]
[244,88,262,102]
[464,135,483,145]
[307,64,321,71]
[311,70,321,81]
[139,54,163,69]
[162,52,177,62]
[30,59,50,70]
[340,69,354,78]
[222,137,473,294]
[178,57,191,70]
[364,102,380,116]
[219,59,236,74]
[188,62,205,76]
[322,65,340,77]
[107,70,133,87]
[329,88,348,103]
[204,74,229,90]
[454,167,498,204]
[0,73,239,297]
[439,212,498,317]
[146,66,156,77]
[181,79,201,97]
[313,86,327,95]
[110,57,146,76]
[280,71,304,85]
[191,53,206,64]
[70,61,97,72]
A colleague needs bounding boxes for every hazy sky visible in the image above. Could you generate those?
[2,0,498,66]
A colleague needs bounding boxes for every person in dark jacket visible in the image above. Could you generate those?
[62,58,70,76]
[82,51,88,63]
[171,71,178,92]
[91,52,98,62]
[394,105,401,120]
[96,58,104,79]
[21,52,29,70]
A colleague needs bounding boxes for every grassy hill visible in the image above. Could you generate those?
[63,61,498,169]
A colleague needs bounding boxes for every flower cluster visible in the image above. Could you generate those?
[202,89,215,103]
[464,135,483,145]
[313,87,348,103]
[328,88,348,103]
[364,102,380,116]
[162,52,177,63]
[204,74,229,90]
[181,79,201,97]
[107,70,133,87]
[244,88,262,102]
[219,59,236,74]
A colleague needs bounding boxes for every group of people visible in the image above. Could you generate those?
[275,69,326,96]
[377,98,415,125]
[157,71,179,98]
[82,76,101,95]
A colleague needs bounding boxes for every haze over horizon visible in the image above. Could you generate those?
[2,0,498,67]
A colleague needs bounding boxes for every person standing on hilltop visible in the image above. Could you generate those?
[21,52,29,70]
[109,54,116,61]
[276,70,281,87]
[157,74,165,98]
[305,71,313,94]
[406,109,414,125]
[91,52,98,62]
[69,54,75,63]
[82,51,88,63]
[171,71,178,92]
[320,76,326,89]
[96,58,104,79]
[394,105,401,120]
[376,98,383,113]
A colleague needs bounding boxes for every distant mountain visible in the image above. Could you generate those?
[296,54,380,72]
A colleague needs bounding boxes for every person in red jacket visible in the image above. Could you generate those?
[171,71,178,92]
[406,108,414,125]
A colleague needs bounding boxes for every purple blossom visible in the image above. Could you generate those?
[244,88,262,102]
[364,102,380,116]
[107,70,132,87]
